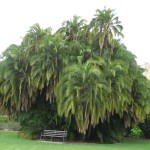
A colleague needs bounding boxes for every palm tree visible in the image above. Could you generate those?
[90,8,124,56]
[30,34,65,102]
[0,44,35,111]
[22,23,52,52]
[105,40,150,127]
[0,9,150,143]
[56,15,86,42]
[55,59,110,134]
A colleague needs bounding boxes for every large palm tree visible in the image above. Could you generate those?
[106,40,150,127]
[0,9,150,143]
[0,44,35,111]
[55,59,110,134]
[30,34,65,102]
[90,8,124,56]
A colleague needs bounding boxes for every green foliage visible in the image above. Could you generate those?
[93,116,125,143]
[130,127,143,138]
[56,59,110,133]
[19,100,69,139]
[0,115,9,123]
[91,8,124,54]
[0,8,150,143]
[139,114,150,138]
[18,130,35,140]
[0,115,20,131]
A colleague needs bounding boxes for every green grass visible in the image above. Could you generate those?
[0,131,150,150]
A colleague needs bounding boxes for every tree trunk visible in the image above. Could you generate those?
[86,124,92,140]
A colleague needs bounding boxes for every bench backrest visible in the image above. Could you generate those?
[42,130,67,137]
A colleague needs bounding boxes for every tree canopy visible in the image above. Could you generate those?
[0,8,150,143]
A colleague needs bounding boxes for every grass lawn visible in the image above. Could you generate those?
[0,131,150,150]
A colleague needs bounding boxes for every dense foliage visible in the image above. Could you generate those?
[0,8,150,143]
[139,114,150,139]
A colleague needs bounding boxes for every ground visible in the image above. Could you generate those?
[0,131,150,150]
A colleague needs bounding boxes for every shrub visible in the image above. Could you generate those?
[18,130,36,140]
[91,115,125,143]
[19,101,69,139]
[129,127,143,138]
[0,115,20,131]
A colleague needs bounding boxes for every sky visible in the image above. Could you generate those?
[0,0,150,65]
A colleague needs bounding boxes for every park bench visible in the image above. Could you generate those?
[40,130,67,142]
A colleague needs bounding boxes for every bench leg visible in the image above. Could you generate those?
[40,136,42,140]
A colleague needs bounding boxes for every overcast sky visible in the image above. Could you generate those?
[0,0,150,65]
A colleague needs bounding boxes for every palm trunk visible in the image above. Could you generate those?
[86,124,92,140]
